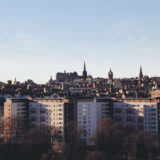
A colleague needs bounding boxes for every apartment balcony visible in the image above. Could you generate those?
[40,108,46,114]
[40,116,46,122]
[126,116,134,122]
[30,116,36,121]
[115,116,122,122]
[115,108,122,113]
[138,117,144,123]
[126,109,134,114]
[30,108,37,114]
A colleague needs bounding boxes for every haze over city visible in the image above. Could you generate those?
[0,0,160,83]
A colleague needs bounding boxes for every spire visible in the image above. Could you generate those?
[83,61,87,79]
[109,68,113,74]
[84,62,86,71]
[140,66,142,73]
[14,78,17,85]
[139,66,143,79]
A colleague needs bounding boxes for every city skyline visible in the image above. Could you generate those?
[0,63,157,84]
[0,0,160,83]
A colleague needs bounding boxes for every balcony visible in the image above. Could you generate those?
[30,108,36,114]
[115,116,122,121]
[40,116,46,122]
[30,116,36,121]
[138,117,144,123]
[126,108,134,114]
[126,116,134,122]
[115,108,122,113]
[40,108,46,114]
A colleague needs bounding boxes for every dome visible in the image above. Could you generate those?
[49,76,54,85]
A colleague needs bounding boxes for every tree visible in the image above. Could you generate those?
[94,118,160,160]
[94,118,126,159]
[4,115,28,143]
[62,121,86,160]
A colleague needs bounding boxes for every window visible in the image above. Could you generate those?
[82,108,86,112]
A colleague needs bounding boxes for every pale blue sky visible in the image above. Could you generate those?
[0,0,160,83]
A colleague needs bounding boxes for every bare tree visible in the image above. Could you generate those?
[62,121,87,160]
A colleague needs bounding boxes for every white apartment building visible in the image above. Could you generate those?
[3,97,160,144]
[114,98,159,132]
[77,98,112,145]
[4,97,74,142]
[29,97,73,140]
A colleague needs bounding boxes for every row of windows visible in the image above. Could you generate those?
[30,104,63,107]
[78,121,91,124]
[51,118,63,120]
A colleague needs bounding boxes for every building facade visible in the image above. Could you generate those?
[29,98,75,140]
[3,96,160,145]
[113,98,159,132]
[4,98,29,142]
[77,97,113,145]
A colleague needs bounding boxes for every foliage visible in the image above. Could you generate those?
[1,117,160,160]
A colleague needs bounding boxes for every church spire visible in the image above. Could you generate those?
[84,62,86,71]
[83,61,87,80]
[139,66,143,79]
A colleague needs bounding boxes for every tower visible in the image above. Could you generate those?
[83,62,87,80]
[14,78,17,85]
[108,69,113,81]
[138,66,144,85]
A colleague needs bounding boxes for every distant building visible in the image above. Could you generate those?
[108,69,113,82]
[151,89,160,98]
[56,62,88,82]
[48,76,54,85]
[56,71,79,82]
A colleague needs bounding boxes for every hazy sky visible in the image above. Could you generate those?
[0,0,160,83]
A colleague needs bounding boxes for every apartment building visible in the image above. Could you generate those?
[3,96,160,145]
[113,98,159,132]
[4,98,29,142]
[77,97,113,145]
[0,98,5,141]
[29,97,75,140]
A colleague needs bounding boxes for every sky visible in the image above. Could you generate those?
[0,0,160,83]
